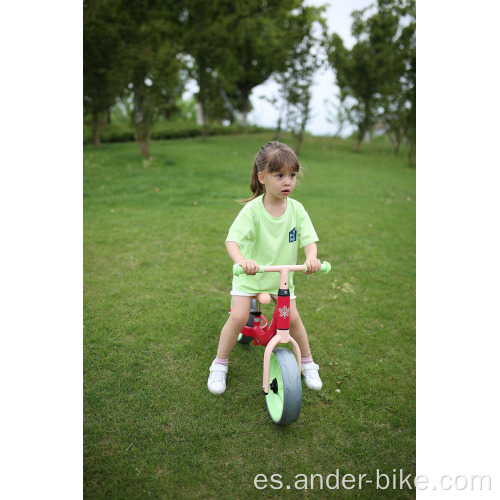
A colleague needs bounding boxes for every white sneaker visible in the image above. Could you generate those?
[207,362,228,394]
[301,362,322,390]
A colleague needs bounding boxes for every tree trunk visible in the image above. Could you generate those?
[295,100,310,156]
[137,136,150,158]
[92,110,101,147]
[201,101,209,140]
[392,126,402,155]
[133,85,151,158]
[294,132,304,156]
[92,127,101,147]
[355,127,364,152]
[408,138,415,165]
[355,104,372,152]
[275,117,282,141]
[275,100,286,140]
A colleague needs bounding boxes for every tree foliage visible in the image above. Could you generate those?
[276,6,327,154]
[84,0,185,156]
[115,0,185,157]
[328,0,415,155]
[181,1,226,136]
[182,0,318,134]
[83,0,124,146]
[216,0,305,126]
[83,0,416,158]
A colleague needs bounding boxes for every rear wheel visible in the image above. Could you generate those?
[265,347,302,425]
[237,332,253,344]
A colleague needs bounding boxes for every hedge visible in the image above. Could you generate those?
[83,121,269,144]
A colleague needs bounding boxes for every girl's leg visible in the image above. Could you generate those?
[216,295,253,359]
[208,295,253,395]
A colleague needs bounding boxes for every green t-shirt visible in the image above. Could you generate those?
[225,195,319,296]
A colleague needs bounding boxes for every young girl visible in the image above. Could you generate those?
[207,141,323,394]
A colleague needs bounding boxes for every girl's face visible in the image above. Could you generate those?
[258,165,297,202]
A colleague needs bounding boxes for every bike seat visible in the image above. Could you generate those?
[256,292,271,304]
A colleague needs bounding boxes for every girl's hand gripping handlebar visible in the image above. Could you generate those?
[233,261,331,276]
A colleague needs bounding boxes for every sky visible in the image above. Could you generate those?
[248,0,373,137]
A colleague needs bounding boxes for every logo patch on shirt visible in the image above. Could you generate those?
[289,227,297,243]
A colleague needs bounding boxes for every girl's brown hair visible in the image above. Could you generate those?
[239,141,302,204]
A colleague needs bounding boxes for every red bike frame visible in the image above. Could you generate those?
[235,264,307,394]
[239,286,291,347]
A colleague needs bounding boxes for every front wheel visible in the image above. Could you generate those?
[265,347,302,425]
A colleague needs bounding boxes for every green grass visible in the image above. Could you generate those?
[84,133,415,498]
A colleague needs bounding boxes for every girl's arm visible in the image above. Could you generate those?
[303,242,321,275]
[225,241,259,275]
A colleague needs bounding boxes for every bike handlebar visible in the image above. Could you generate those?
[232,261,331,277]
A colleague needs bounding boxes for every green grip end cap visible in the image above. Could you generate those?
[321,261,332,274]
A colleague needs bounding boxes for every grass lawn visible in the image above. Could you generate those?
[84,133,415,498]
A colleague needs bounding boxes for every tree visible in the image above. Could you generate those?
[219,0,306,127]
[116,0,185,157]
[182,0,229,137]
[183,0,312,134]
[328,0,413,152]
[277,6,327,154]
[404,39,416,164]
[325,94,350,138]
[398,1,416,163]
[83,0,124,146]
[378,0,415,159]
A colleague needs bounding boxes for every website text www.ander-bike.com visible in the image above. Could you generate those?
[253,470,492,492]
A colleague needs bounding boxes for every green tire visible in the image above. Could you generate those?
[265,347,302,425]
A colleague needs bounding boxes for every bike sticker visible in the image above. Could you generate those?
[279,305,290,318]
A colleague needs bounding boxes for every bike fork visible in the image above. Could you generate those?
[262,270,301,394]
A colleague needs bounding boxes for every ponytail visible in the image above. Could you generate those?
[238,159,265,204]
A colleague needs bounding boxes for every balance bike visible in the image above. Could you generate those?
[232,261,331,425]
